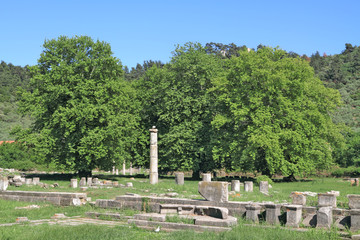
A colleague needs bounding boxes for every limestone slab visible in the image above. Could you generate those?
[198,181,228,202]
[317,207,332,228]
[318,193,337,207]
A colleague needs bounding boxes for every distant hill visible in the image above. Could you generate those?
[0,61,32,140]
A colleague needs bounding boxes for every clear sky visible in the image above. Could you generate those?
[1,0,359,68]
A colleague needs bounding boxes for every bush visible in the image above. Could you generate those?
[331,166,360,177]
[255,175,273,185]
[0,142,40,171]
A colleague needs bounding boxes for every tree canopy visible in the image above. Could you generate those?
[135,44,344,176]
[212,47,344,176]
[2,39,356,176]
[17,36,139,175]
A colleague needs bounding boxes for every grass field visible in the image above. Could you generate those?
[6,174,358,207]
[1,175,358,239]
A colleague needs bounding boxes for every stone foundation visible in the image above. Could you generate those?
[0,190,87,206]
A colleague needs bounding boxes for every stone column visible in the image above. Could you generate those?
[32,177,40,185]
[0,177,9,191]
[231,180,240,192]
[87,177,92,187]
[317,207,332,229]
[122,161,126,175]
[175,172,184,185]
[264,203,281,224]
[112,165,115,175]
[92,178,99,185]
[351,209,360,231]
[149,126,158,184]
[259,181,269,194]
[129,162,133,176]
[70,179,78,188]
[79,177,86,187]
[245,204,261,222]
[202,173,211,182]
[285,205,302,227]
[244,181,253,192]
[115,169,119,175]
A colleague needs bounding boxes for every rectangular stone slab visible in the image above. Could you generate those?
[198,181,228,202]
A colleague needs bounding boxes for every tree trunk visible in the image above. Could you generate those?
[78,170,92,177]
[192,170,201,180]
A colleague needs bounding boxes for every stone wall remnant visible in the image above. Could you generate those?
[198,181,228,202]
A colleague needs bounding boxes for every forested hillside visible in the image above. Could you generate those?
[310,44,360,167]
[0,61,32,140]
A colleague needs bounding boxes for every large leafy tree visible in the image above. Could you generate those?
[212,47,345,176]
[135,43,224,177]
[18,36,139,176]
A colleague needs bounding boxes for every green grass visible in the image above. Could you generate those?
[165,214,195,224]
[0,221,342,240]
[7,175,359,208]
[1,175,354,239]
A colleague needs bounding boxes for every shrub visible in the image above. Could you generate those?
[255,175,273,185]
[331,166,360,177]
[0,142,40,171]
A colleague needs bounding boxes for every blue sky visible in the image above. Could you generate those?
[1,0,359,68]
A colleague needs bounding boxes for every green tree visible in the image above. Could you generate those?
[212,47,345,177]
[17,36,139,176]
[135,43,224,177]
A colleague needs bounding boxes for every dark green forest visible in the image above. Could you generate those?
[0,38,359,176]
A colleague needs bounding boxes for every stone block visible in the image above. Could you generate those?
[175,172,184,185]
[194,216,237,227]
[79,177,86,187]
[87,177,92,186]
[244,181,253,192]
[348,194,360,209]
[351,209,360,231]
[302,214,317,227]
[327,190,340,197]
[264,203,281,224]
[231,180,240,192]
[195,206,228,219]
[32,177,40,185]
[134,213,166,222]
[16,217,29,222]
[318,193,336,207]
[285,205,302,228]
[317,207,332,228]
[0,177,9,191]
[72,198,82,206]
[202,173,211,182]
[291,192,306,205]
[126,182,133,188]
[160,204,195,214]
[92,178,99,185]
[259,181,269,194]
[334,215,350,230]
[198,181,228,202]
[245,204,261,222]
[70,179,78,188]
[25,178,32,185]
